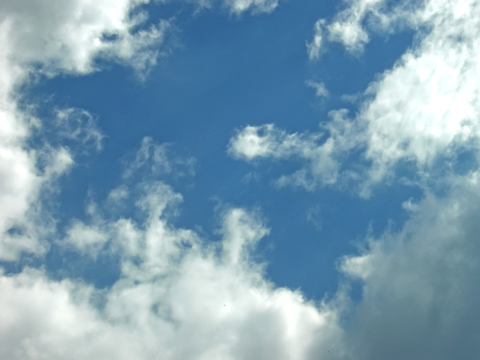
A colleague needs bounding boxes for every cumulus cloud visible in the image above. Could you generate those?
[0,0,171,77]
[6,168,480,359]
[338,176,480,359]
[307,0,419,58]
[228,111,359,190]
[0,0,171,260]
[3,0,480,359]
[237,0,480,195]
[0,184,346,359]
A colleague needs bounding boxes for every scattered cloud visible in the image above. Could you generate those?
[237,0,480,195]
[224,0,280,15]
[122,136,196,181]
[228,111,359,191]
[305,80,329,98]
[306,0,420,58]
[2,0,480,359]
[306,205,322,231]
[55,108,105,153]
[1,190,346,359]
[0,0,174,261]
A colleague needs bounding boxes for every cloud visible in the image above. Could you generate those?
[223,0,280,15]
[228,111,359,190]
[0,0,171,78]
[306,0,420,57]
[338,176,480,359]
[305,80,329,98]
[360,0,480,185]
[54,109,105,152]
[3,0,480,359]
[0,185,346,359]
[122,137,196,180]
[0,0,171,260]
[237,0,480,195]
[307,19,325,61]
[7,169,480,359]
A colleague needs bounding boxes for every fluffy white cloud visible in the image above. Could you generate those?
[361,0,480,185]
[0,0,170,77]
[238,0,480,195]
[0,0,169,260]
[6,170,480,359]
[0,185,346,359]
[307,0,418,58]
[4,0,480,359]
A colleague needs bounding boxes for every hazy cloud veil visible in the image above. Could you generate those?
[1,0,480,359]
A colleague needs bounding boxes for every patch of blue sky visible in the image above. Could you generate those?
[24,0,423,301]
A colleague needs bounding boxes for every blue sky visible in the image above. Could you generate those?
[1,0,480,359]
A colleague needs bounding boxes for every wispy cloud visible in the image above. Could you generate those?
[237,0,480,195]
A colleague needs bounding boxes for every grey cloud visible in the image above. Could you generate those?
[340,179,480,359]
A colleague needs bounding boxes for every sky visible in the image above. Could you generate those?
[1,0,480,359]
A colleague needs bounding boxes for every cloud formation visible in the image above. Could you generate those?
[340,176,480,359]
[236,0,480,194]
[228,112,358,191]
[307,0,419,59]
[2,0,480,359]
[0,0,173,260]
[1,188,346,359]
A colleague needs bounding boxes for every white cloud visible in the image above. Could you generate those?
[239,0,480,195]
[0,0,171,78]
[228,124,323,161]
[193,0,280,14]
[3,0,480,358]
[0,0,169,260]
[223,0,280,15]
[0,185,346,359]
[8,171,480,359]
[307,0,419,57]
[360,0,480,185]
[307,19,325,61]
[306,80,329,98]
[228,111,359,190]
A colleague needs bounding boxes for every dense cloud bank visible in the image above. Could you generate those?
[1,0,480,359]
